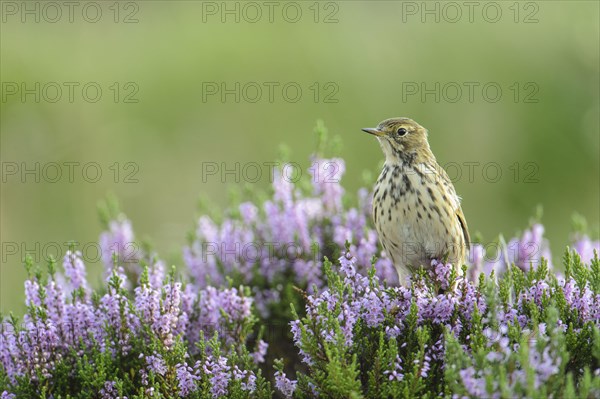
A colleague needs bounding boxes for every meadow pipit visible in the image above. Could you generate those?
[362,117,470,283]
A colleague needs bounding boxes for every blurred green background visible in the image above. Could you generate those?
[1,1,598,314]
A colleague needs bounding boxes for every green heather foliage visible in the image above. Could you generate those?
[287,251,600,398]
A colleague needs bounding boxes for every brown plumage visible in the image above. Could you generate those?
[362,117,470,283]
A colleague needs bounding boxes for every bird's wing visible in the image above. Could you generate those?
[434,162,470,249]
[456,207,470,249]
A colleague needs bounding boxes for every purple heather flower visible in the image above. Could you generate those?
[430,260,451,290]
[155,282,182,348]
[251,339,268,364]
[339,303,358,346]
[293,259,323,289]
[183,216,222,287]
[203,356,232,398]
[459,367,487,397]
[239,201,259,225]
[333,208,366,246]
[274,370,297,399]
[339,252,357,279]
[176,363,198,397]
[64,300,101,350]
[134,284,160,326]
[146,353,167,376]
[309,157,345,213]
[361,290,385,328]
[272,169,294,208]
[99,380,129,399]
[148,258,166,289]
[233,366,257,392]
[99,217,136,273]
[18,318,61,380]
[99,270,136,355]
[529,346,560,388]
[43,277,66,328]
[573,235,600,264]
[384,354,404,381]
[483,224,553,277]
[24,279,41,307]
[467,243,485,282]
[290,320,313,365]
[63,250,90,294]
[419,355,431,378]
[252,287,281,319]
[99,381,117,399]
[560,277,598,323]
[184,285,253,348]
[0,323,18,380]
[385,325,401,339]
[527,280,551,306]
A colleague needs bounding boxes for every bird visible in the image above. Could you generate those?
[362,117,470,283]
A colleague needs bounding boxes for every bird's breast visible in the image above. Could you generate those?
[372,162,462,244]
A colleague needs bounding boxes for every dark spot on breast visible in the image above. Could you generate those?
[414,166,425,179]
[427,187,435,200]
[430,204,441,215]
[402,174,412,192]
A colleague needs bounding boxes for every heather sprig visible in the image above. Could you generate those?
[0,253,271,398]
[285,249,600,398]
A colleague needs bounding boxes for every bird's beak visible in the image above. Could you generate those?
[362,127,384,137]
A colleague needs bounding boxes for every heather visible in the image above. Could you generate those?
[289,250,600,398]
[2,125,599,398]
[0,250,271,398]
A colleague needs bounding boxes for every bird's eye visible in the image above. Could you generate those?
[397,128,407,136]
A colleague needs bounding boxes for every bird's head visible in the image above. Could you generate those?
[362,117,432,164]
